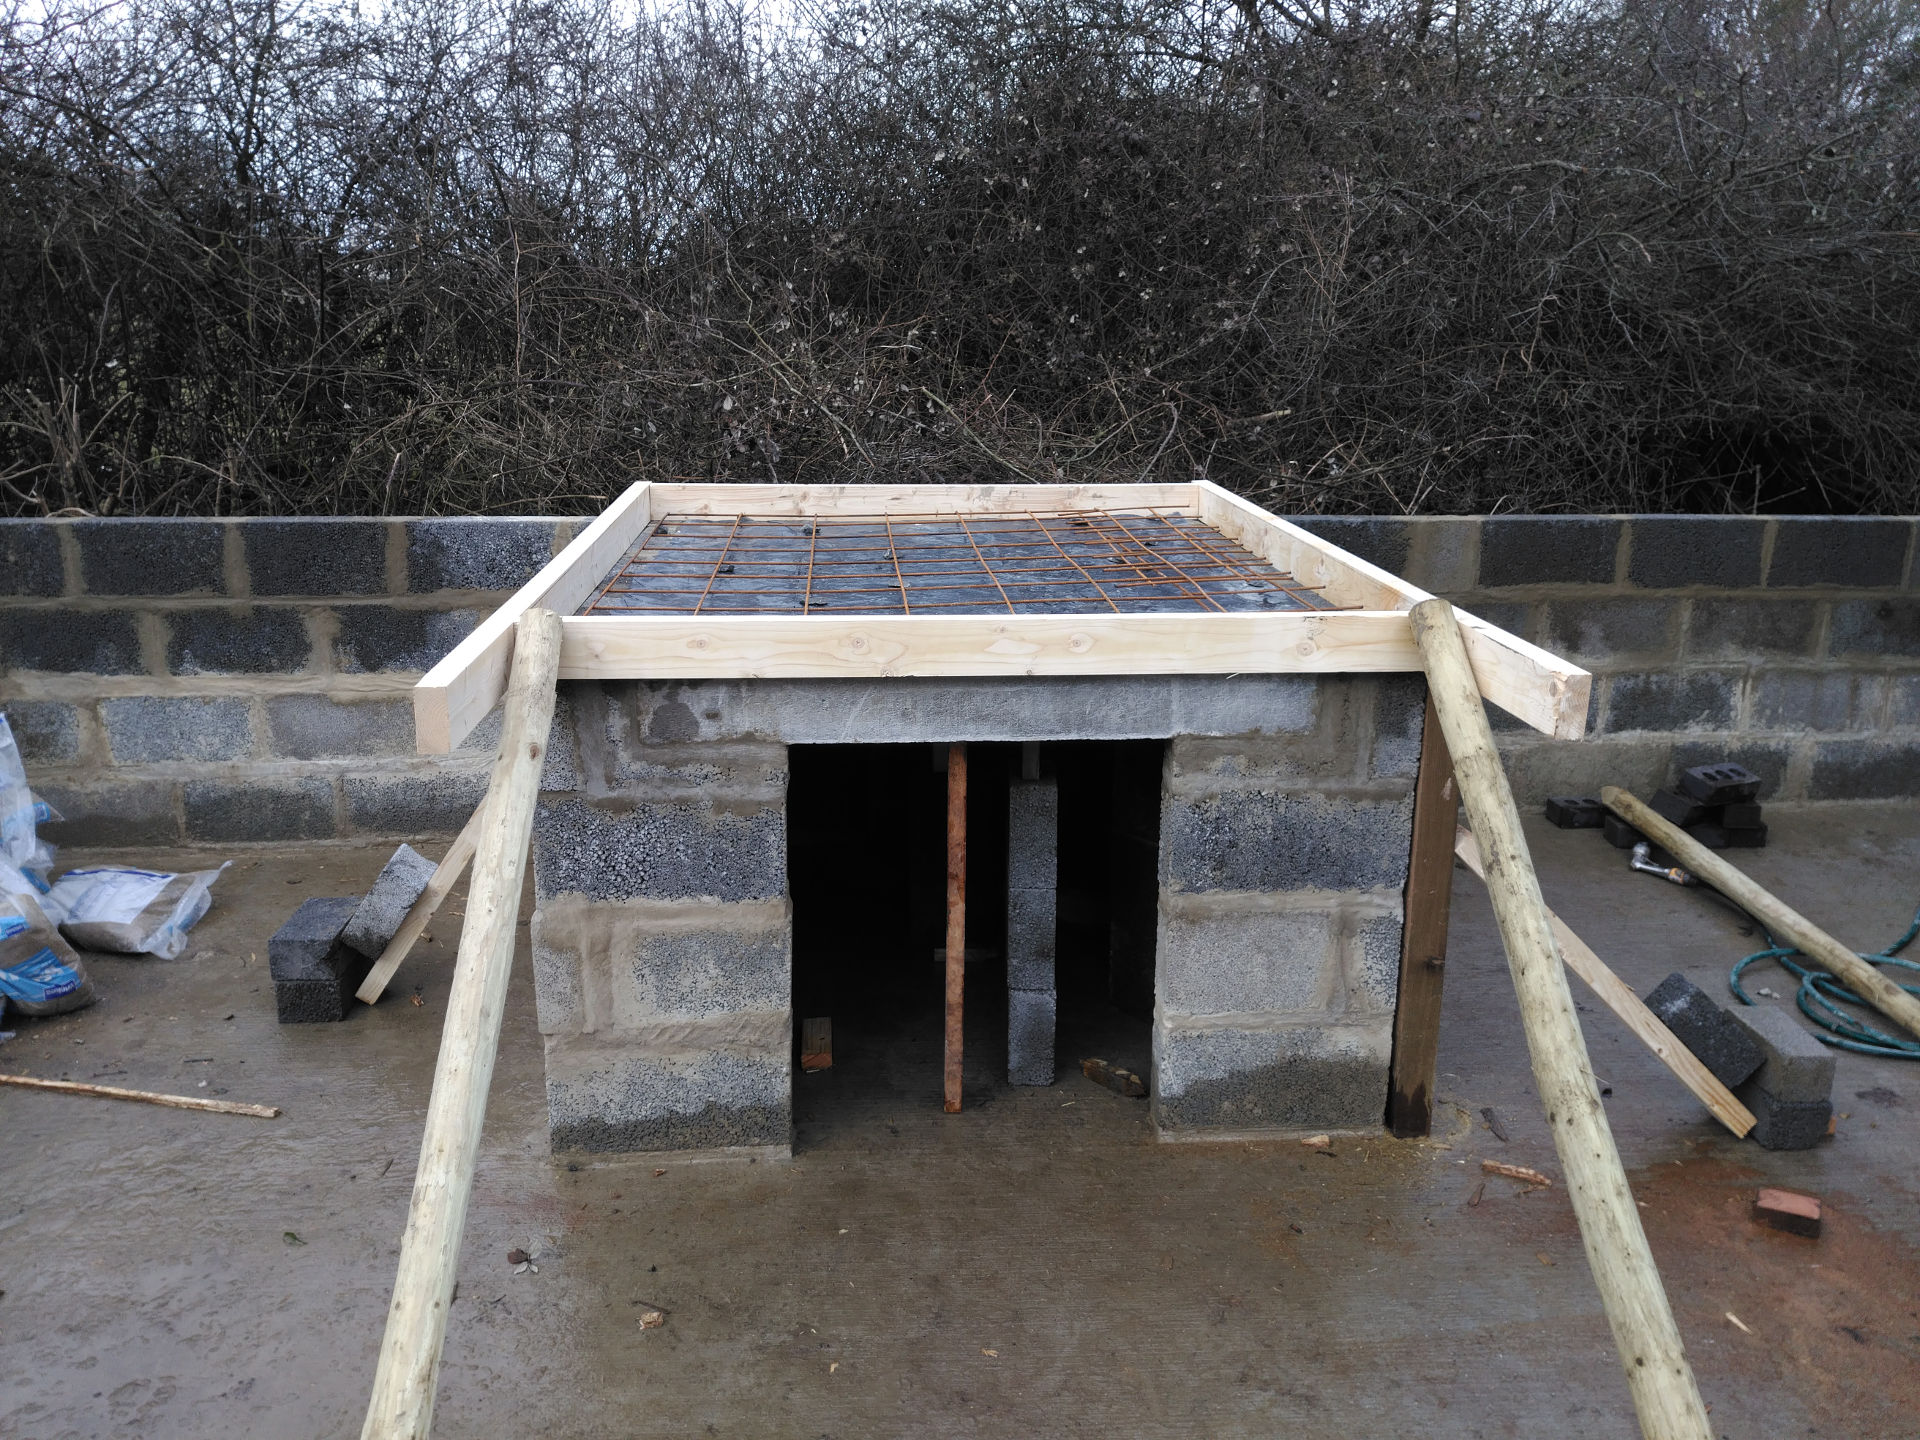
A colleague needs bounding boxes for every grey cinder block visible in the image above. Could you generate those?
[1008,989,1056,1087]
[270,896,370,1023]
[243,519,388,596]
[167,606,311,675]
[1807,739,1920,801]
[1685,598,1819,659]
[1625,517,1766,590]
[1478,517,1620,588]
[407,519,558,592]
[5,700,81,764]
[265,694,414,759]
[73,519,225,596]
[343,772,487,836]
[186,778,335,843]
[1604,672,1738,734]
[1642,973,1765,1089]
[341,844,437,960]
[0,522,66,596]
[1,610,143,674]
[1742,1089,1833,1151]
[1766,518,1910,589]
[1828,598,1920,658]
[332,606,479,673]
[102,696,253,763]
[1728,1003,1836,1104]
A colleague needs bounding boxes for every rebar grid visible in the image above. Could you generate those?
[582,507,1335,617]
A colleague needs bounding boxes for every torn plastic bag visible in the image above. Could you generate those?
[47,864,228,960]
[0,713,59,889]
[0,889,95,1016]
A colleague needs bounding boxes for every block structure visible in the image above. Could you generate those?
[1152,676,1421,1136]
[1005,776,1059,1086]
[531,682,793,1158]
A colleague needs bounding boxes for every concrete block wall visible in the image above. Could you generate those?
[0,516,580,844]
[1005,775,1058,1086]
[530,682,793,1156]
[1151,675,1421,1136]
[1298,514,1920,804]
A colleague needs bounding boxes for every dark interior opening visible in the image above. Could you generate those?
[787,740,1161,1146]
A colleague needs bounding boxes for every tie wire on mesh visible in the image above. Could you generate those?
[582,507,1340,617]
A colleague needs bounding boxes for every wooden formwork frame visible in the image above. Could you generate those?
[413,481,1592,755]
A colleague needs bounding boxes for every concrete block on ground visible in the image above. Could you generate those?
[1153,1022,1391,1132]
[1008,988,1056,1086]
[340,844,437,960]
[1728,1003,1836,1104]
[185,778,335,843]
[1,609,143,674]
[270,896,369,1024]
[545,1034,790,1154]
[1642,973,1766,1089]
[73,519,225,596]
[1741,1088,1833,1151]
[166,606,312,675]
[243,519,388,596]
[102,696,252,763]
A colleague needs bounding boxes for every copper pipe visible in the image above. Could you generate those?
[943,742,967,1114]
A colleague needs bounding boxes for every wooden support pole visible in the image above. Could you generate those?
[0,1072,279,1118]
[1388,691,1459,1137]
[1410,598,1710,1440]
[361,609,563,1440]
[1453,830,1754,1139]
[357,805,486,1005]
[1603,786,1920,1042]
[944,742,967,1114]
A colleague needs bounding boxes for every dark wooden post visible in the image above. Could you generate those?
[943,743,968,1113]
[1387,691,1459,1138]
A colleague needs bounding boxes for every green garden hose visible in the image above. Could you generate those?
[1730,904,1920,1060]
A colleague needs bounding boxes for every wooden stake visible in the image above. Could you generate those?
[357,806,486,1005]
[944,742,967,1114]
[1388,691,1459,1137]
[362,608,562,1440]
[0,1072,279,1118]
[1410,598,1711,1440]
[1454,830,1754,1139]
[1602,786,1920,1042]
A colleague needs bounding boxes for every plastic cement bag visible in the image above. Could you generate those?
[0,713,59,891]
[0,889,95,1017]
[48,864,228,960]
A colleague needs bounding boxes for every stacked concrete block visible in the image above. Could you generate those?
[1005,775,1059,1086]
[1152,677,1420,1135]
[530,682,792,1157]
[270,896,371,1023]
[1643,973,1765,1089]
[340,844,437,959]
[1730,1004,1837,1151]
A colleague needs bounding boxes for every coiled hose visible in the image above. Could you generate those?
[1729,903,1920,1059]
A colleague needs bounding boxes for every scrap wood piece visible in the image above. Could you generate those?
[356,803,485,1006]
[1454,829,1757,1139]
[800,1017,832,1072]
[1081,1057,1146,1098]
[1411,597,1712,1440]
[1482,1159,1554,1187]
[0,1072,279,1118]
[1602,786,1920,1043]
[1754,1188,1822,1238]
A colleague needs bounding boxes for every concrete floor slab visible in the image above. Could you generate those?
[1,806,1916,1437]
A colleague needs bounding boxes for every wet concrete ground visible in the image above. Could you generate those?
[1,805,1916,1438]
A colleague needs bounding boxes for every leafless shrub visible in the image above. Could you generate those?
[0,0,1915,515]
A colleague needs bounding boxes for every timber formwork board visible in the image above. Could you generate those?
[413,482,1591,754]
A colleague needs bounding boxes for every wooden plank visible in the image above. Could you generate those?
[652,482,1200,517]
[363,609,563,1440]
[1453,829,1756,1139]
[1603,786,1920,1042]
[412,482,653,754]
[0,1072,280,1118]
[560,610,1424,680]
[800,1017,832,1072]
[356,805,486,1005]
[1412,597,1711,1439]
[1195,482,1591,739]
[944,743,967,1115]
[1386,692,1459,1138]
